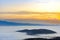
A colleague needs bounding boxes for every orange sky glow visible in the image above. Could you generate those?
[0,13,60,20]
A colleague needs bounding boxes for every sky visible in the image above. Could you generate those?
[0,0,60,12]
[0,13,60,20]
[0,0,60,22]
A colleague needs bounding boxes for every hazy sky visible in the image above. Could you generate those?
[0,0,60,25]
[0,0,60,12]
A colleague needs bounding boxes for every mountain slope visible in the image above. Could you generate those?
[0,20,59,26]
[0,20,46,26]
[0,20,20,26]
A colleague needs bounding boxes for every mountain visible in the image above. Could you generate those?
[0,20,59,26]
[16,29,56,35]
[0,20,47,26]
[0,20,20,26]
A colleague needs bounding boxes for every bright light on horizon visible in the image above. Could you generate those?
[0,13,60,20]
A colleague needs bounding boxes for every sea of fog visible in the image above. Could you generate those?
[0,26,60,40]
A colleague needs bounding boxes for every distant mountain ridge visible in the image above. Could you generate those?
[0,20,21,26]
[0,20,47,26]
[0,20,59,26]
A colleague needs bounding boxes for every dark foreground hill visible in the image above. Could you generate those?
[24,37,60,40]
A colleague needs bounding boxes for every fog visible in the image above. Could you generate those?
[0,26,60,40]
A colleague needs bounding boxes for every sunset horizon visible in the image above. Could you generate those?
[0,0,60,21]
[0,0,60,24]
